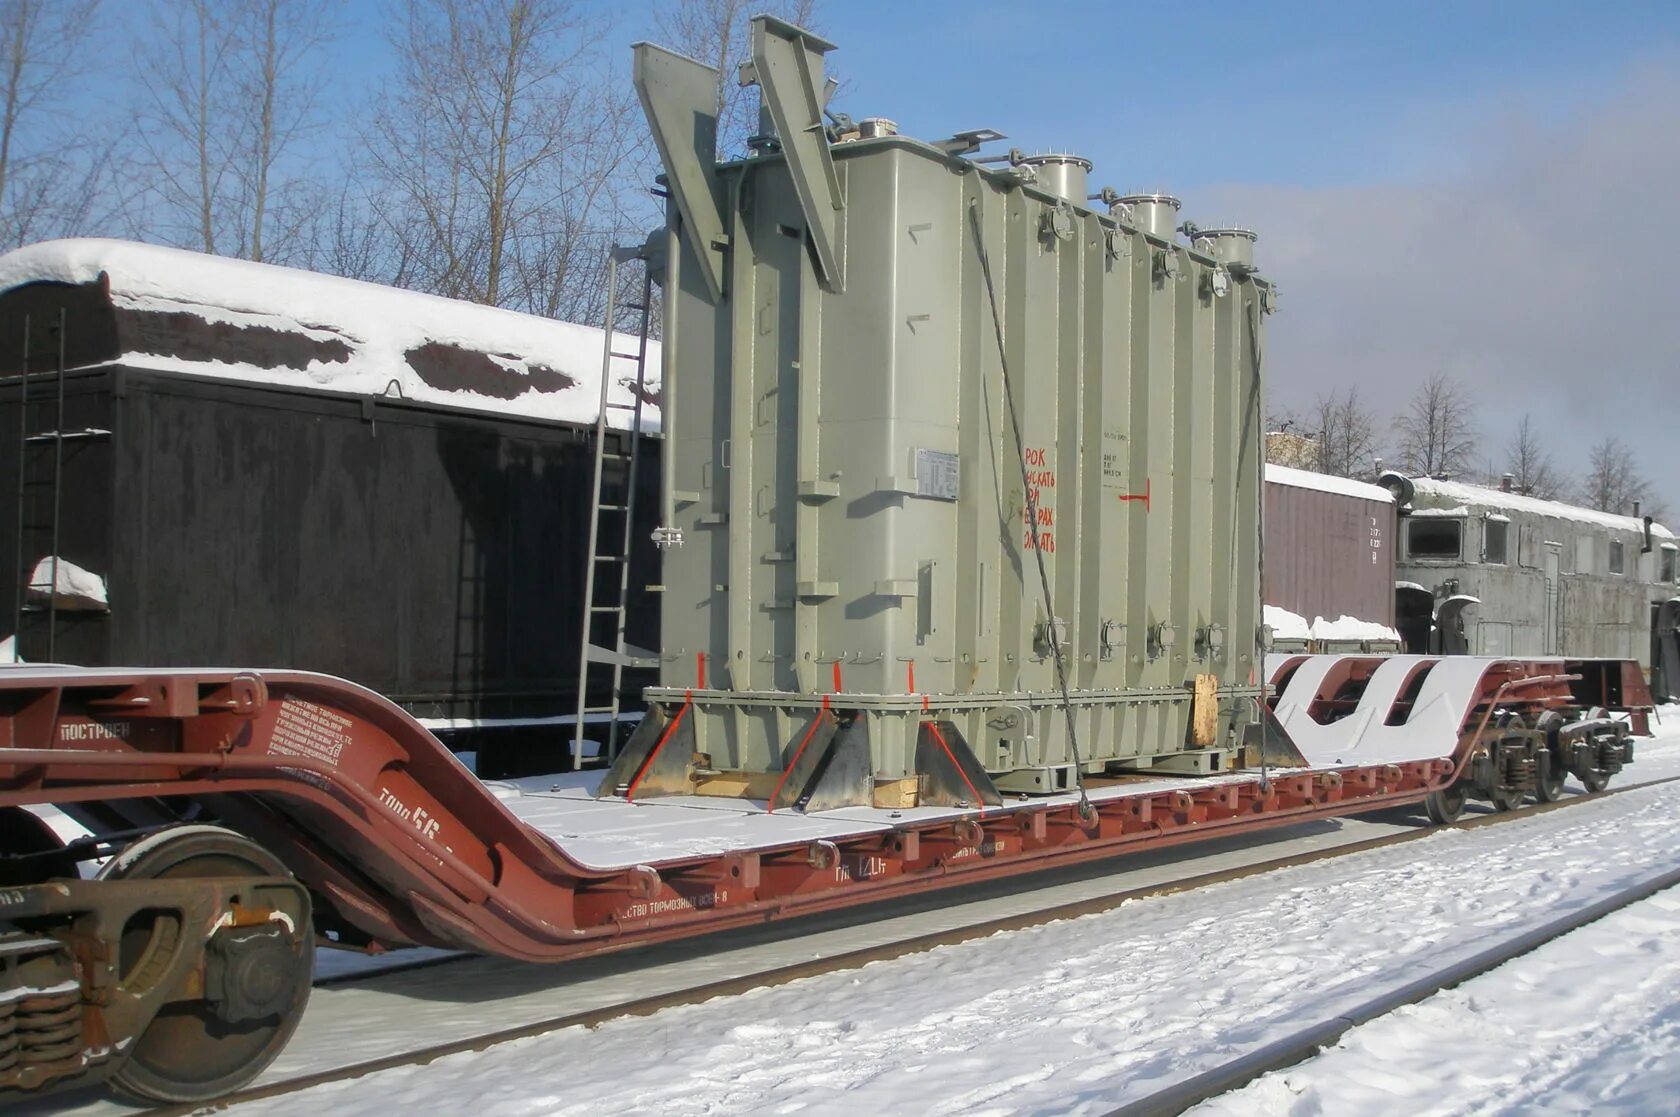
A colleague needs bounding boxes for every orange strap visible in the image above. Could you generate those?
[625,692,692,803]
[926,720,988,817]
[766,694,831,813]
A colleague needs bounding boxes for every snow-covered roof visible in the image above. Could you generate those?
[1410,477,1673,540]
[0,238,660,431]
[1264,464,1394,504]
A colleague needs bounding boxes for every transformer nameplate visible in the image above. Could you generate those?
[916,449,959,501]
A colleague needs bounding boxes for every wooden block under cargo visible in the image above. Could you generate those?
[872,776,923,809]
[1190,674,1219,747]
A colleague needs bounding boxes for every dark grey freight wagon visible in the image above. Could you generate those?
[0,239,661,776]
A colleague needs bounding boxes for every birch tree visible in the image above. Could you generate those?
[131,0,334,260]
[1308,386,1380,479]
[1503,413,1566,499]
[0,0,110,246]
[364,0,648,318]
[1579,436,1663,519]
[1396,373,1478,479]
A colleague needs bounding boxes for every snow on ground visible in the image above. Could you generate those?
[1191,886,1680,1116]
[227,718,1680,1117]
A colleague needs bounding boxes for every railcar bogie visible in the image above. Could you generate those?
[0,821,313,1101]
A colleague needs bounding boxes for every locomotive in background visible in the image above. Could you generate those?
[1385,472,1678,698]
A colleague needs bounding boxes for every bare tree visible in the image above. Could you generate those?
[294,181,393,284]
[1396,373,1478,479]
[1307,386,1380,479]
[130,0,334,260]
[653,0,821,159]
[131,0,235,252]
[239,0,335,263]
[364,0,648,317]
[0,0,112,245]
[1579,436,1666,519]
[1502,413,1566,499]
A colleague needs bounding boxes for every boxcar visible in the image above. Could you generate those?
[0,239,662,771]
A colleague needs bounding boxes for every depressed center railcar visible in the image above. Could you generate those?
[0,17,1653,1105]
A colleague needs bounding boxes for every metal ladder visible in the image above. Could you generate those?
[11,309,70,663]
[571,246,658,770]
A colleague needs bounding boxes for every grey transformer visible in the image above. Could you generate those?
[604,17,1277,809]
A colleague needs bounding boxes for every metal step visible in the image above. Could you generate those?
[24,430,111,443]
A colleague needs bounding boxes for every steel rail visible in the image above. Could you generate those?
[1106,865,1680,1117]
[120,772,1680,1117]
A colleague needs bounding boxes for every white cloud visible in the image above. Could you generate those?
[1201,59,1680,515]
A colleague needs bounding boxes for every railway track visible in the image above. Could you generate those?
[22,769,1673,1117]
[1112,866,1680,1116]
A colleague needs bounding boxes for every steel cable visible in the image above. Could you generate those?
[967,195,1094,820]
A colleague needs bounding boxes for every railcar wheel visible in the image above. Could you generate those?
[1532,712,1566,802]
[100,826,314,1104]
[1424,783,1468,824]
[1576,708,1613,792]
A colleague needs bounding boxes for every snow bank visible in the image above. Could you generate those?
[1413,476,1674,539]
[0,239,662,432]
[26,556,107,611]
[1264,464,1394,504]
[1310,614,1402,643]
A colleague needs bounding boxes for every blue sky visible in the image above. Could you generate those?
[324,2,1680,508]
[803,1,1680,190]
[330,0,1680,189]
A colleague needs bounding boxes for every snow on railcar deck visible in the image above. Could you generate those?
[488,761,1406,873]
